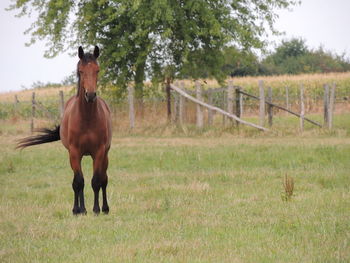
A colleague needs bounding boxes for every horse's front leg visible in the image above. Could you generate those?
[69,148,86,215]
[92,149,109,214]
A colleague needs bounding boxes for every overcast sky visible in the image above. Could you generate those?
[0,0,350,93]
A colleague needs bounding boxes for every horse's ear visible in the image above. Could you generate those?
[78,46,84,59]
[94,46,100,58]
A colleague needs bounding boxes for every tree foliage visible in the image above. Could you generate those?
[221,47,260,77]
[9,0,298,97]
[261,38,350,75]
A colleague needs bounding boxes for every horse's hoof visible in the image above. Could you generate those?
[80,208,87,215]
[72,207,81,215]
[102,205,109,214]
[93,207,100,215]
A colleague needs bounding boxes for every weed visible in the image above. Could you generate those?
[282,174,294,201]
[7,161,15,173]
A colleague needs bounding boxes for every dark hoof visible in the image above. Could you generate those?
[102,205,109,214]
[73,207,87,215]
[72,207,81,215]
[93,206,100,215]
[80,208,87,215]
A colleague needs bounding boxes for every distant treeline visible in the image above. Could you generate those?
[222,38,350,77]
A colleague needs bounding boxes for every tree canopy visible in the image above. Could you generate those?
[9,0,298,97]
[261,38,350,75]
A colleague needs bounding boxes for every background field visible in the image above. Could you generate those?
[0,120,349,262]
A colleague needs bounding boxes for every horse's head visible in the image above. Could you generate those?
[77,46,100,103]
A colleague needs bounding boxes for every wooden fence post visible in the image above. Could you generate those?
[235,86,241,126]
[207,88,213,126]
[59,90,64,118]
[328,84,336,129]
[179,82,185,125]
[239,88,243,117]
[285,86,290,111]
[166,78,172,122]
[128,86,135,129]
[323,84,329,127]
[227,81,234,125]
[300,84,305,132]
[31,92,36,133]
[267,87,273,127]
[173,92,179,123]
[222,90,226,126]
[259,80,265,127]
[196,81,204,128]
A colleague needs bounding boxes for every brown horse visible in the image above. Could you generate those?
[17,46,112,215]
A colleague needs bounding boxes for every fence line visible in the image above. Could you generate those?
[3,80,342,132]
[170,84,268,131]
[237,89,322,127]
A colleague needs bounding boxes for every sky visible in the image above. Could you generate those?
[0,0,350,93]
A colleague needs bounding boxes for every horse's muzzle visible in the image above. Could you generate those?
[85,92,97,103]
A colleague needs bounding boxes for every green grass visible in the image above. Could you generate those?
[1,128,350,262]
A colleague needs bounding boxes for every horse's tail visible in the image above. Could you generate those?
[16,125,60,149]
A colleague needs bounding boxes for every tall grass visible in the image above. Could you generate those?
[0,85,74,103]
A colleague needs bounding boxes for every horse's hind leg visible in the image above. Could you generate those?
[101,155,109,214]
[69,149,86,215]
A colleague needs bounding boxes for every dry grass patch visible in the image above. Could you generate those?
[0,85,74,102]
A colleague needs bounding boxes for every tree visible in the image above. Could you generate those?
[9,0,298,98]
[261,38,350,74]
[221,47,260,77]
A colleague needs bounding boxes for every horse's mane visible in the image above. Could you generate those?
[76,53,98,96]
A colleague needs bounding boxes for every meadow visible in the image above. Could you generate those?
[1,73,350,262]
[0,119,349,262]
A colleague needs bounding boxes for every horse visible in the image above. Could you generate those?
[17,46,112,215]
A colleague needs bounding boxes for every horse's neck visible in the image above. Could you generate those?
[77,83,97,116]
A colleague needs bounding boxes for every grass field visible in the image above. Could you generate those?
[1,119,349,262]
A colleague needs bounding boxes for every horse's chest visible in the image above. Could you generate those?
[81,130,104,143]
[70,129,106,155]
